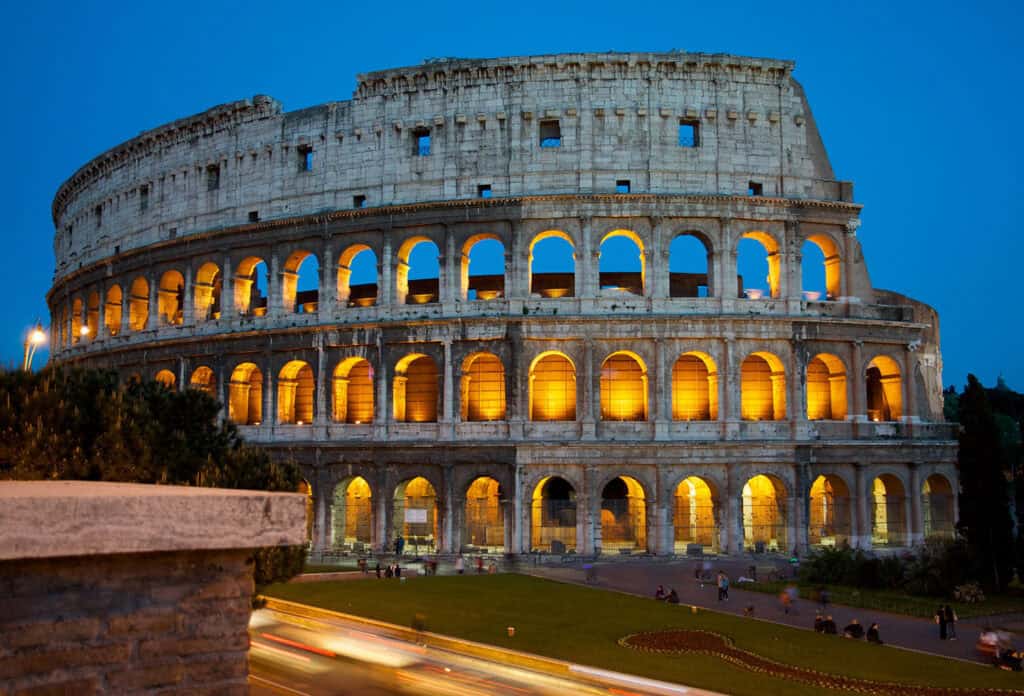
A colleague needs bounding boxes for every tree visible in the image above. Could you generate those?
[957,374,1016,590]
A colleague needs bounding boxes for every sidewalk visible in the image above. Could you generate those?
[527,558,1009,664]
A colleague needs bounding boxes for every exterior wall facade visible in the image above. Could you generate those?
[48,52,958,557]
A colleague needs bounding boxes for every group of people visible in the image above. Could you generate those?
[374,562,403,579]
[655,584,680,604]
[814,614,883,644]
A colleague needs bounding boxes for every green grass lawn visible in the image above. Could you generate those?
[264,574,1022,696]
[303,562,361,574]
[741,581,1024,620]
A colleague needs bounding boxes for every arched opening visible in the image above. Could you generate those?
[529,231,575,298]
[672,352,718,420]
[866,356,903,421]
[809,475,852,547]
[737,231,781,299]
[228,363,263,425]
[461,352,506,421]
[599,476,646,553]
[807,353,848,420]
[529,352,576,421]
[57,306,67,348]
[104,285,123,336]
[599,230,644,296]
[872,474,908,546]
[86,291,99,340]
[802,234,841,300]
[393,477,438,555]
[332,357,374,424]
[669,233,712,297]
[742,474,788,552]
[741,352,786,420]
[283,251,319,314]
[154,369,176,389]
[128,277,149,331]
[331,477,372,551]
[464,476,504,552]
[674,476,718,553]
[922,474,955,539]
[600,351,648,421]
[158,270,185,326]
[531,476,576,552]
[393,354,438,422]
[189,366,216,400]
[193,261,222,322]
[397,237,440,305]
[338,245,378,307]
[464,236,505,301]
[71,298,83,344]
[235,257,269,316]
[277,360,314,424]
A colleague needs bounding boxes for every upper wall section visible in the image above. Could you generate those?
[52,51,847,279]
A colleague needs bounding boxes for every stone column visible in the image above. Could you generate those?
[441,339,454,438]
[147,275,159,330]
[315,338,328,425]
[578,217,594,299]
[267,251,282,318]
[655,338,670,440]
[375,471,390,554]
[220,254,235,321]
[908,463,922,546]
[851,341,865,420]
[182,263,194,325]
[904,347,919,421]
[442,465,455,553]
[718,218,736,303]
[95,285,108,340]
[313,482,329,552]
[722,336,739,436]
[120,284,131,335]
[725,464,742,554]
[853,463,870,549]
[319,240,335,317]
[790,340,805,428]
[380,236,394,307]
[581,337,596,439]
[581,465,597,556]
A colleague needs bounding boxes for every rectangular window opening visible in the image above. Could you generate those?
[353,195,367,209]
[413,129,431,156]
[298,145,314,172]
[679,120,700,148]
[206,164,220,191]
[114,245,121,256]
[169,227,177,239]
[748,181,763,196]
[95,205,102,228]
[248,211,260,223]
[139,185,149,213]
[477,184,492,199]
[615,179,631,194]
[539,120,561,148]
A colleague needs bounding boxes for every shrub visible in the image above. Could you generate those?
[953,582,986,603]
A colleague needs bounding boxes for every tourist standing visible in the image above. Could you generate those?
[455,554,465,574]
[935,605,948,640]
[944,604,958,640]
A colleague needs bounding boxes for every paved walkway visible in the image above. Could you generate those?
[525,558,1017,664]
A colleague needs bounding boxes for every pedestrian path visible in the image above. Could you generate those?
[527,558,1005,664]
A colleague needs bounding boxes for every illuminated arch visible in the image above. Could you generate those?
[228,362,263,425]
[600,351,648,421]
[529,351,576,421]
[531,476,576,552]
[333,357,374,424]
[809,474,852,547]
[193,261,222,322]
[158,270,185,326]
[331,476,372,549]
[737,230,781,299]
[189,365,216,399]
[396,236,440,305]
[673,476,718,552]
[338,244,378,307]
[741,352,786,420]
[128,277,149,331]
[154,369,176,389]
[86,291,99,340]
[461,352,506,421]
[866,355,903,421]
[806,353,847,420]
[277,360,314,424]
[393,476,438,554]
[234,256,269,316]
[393,353,439,422]
[529,230,575,298]
[599,229,645,296]
[71,297,83,343]
[669,232,713,297]
[104,284,123,336]
[742,474,788,552]
[872,474,908,546]
[802,233,842,300]
[672,351,718,420]
[283,250,319,313]
[599,475,647,553]
[922,474,955,539]
[464,476,504,552]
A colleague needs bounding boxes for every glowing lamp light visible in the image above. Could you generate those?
[296,420,305,425]
[540,288,570,299]
[29,328,46,345]
[744,289,764,300]
[803,291,822,301]
[80,325,91,336]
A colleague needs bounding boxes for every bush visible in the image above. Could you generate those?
[953,582,986,603]
[904,538,972,597]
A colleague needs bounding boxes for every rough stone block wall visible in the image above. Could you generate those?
[0,550,252,695]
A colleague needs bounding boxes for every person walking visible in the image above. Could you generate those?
[935,605,948,640]
[375,562,382,579]
[455,554,465,575]
[944,604,958,640]
[716,571,726,601]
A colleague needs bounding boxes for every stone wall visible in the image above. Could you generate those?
[0,481,307,695]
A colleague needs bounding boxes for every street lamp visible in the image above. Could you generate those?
[22,323,47,371]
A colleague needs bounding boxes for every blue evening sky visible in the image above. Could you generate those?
[1,0,1021,392]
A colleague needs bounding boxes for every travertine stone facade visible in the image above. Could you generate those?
[48,53,958,559]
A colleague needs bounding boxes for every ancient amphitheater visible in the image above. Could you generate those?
[48,52,958,559]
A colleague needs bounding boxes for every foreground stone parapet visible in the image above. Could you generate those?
[0,481,306,695]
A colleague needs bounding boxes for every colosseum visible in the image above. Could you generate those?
[48,51,957,560]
